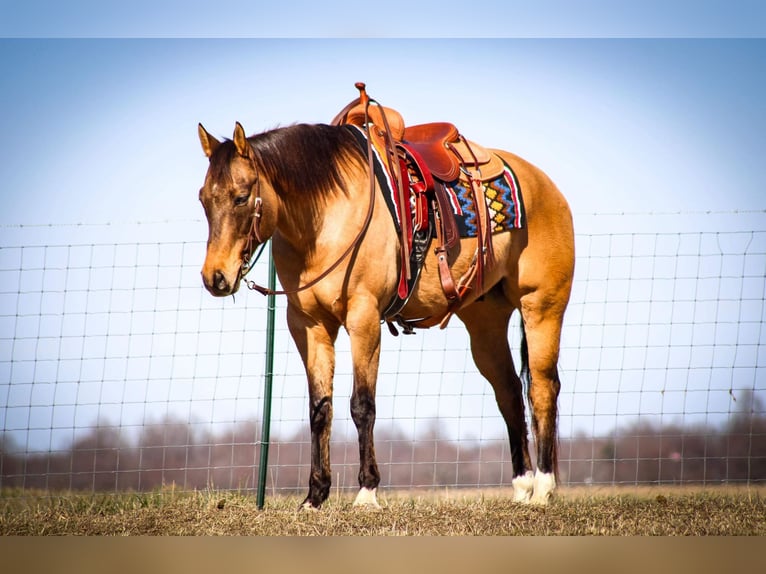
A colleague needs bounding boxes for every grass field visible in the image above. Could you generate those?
[2,485,764,535]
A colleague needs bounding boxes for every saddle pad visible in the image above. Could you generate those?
[345,124,401,229]
[344,124,433,319]
[444,162,526,238]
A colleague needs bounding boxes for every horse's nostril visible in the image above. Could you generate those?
[213,270,228,293]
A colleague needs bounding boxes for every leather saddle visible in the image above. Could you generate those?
[332,83,499,331]
[404,122,505,183]
[335,102,504,184]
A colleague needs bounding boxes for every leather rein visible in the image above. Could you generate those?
[239,91,381,297]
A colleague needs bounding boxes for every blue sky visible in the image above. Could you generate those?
[1,2,765,226]
[0,38,765,227]
[3,0,766,37]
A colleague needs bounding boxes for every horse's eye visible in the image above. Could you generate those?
[233,193,249,206]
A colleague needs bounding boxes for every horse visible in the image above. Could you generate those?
[197,95,575,509]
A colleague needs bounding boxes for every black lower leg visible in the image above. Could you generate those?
[531,372,561,476]
[303,396,332,508]
[350,389,381,490]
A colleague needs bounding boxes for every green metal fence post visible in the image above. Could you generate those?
[256,243,276,509]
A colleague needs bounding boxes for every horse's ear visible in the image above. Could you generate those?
[198,123,220,159]
[233,122,251,158]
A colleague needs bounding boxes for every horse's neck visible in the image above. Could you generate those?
[276,194,325,248]
[253,124,368,256]
[273,174,369,267]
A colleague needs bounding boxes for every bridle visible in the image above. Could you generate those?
[238,192,267,281]
[237,90,382,297]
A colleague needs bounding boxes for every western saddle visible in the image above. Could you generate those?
[331,83,501,331]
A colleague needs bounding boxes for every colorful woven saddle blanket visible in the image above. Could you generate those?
[441,163,525,238]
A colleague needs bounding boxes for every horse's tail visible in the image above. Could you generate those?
[519,316,530,393]
[519,316,560,482]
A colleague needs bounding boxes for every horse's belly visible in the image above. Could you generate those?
[397,233,519,321]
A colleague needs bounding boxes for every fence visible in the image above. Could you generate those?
[1,212,764,494]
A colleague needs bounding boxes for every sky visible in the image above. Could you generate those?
[1,2,765,227]
[0,37,765,229]
[3,0,766,38]
[1,3,765,456]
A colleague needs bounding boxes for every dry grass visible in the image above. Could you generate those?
[1,485,764,536]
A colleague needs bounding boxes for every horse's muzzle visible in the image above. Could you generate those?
[202,268,240,297]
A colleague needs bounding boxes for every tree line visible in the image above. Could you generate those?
[2,391,763,492]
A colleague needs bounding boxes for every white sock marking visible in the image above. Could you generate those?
[512,471,535,503]
[530,470,556,505]
[353,487,381,509]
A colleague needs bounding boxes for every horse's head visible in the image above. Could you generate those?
[197,122,277,297]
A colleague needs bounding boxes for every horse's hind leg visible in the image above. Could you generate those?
[457,287,535,502]
[519,292,567,504]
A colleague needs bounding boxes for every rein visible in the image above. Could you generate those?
[239,91,378,297]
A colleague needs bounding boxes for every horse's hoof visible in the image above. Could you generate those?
[352,487,381,509]
[529,471,556,505]
[511,471,535,503]
[299,498,320,512]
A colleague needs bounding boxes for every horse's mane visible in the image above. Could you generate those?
[209,124,366,197]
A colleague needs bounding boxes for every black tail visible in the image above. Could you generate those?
[519,317,533,440]
[519,317,530,391]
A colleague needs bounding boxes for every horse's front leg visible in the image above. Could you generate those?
[287,304,339,510]
[346,298,383,508]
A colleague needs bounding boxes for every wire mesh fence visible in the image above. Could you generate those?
[1,212,764,494]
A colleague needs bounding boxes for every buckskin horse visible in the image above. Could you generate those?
[197,84,574,509]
